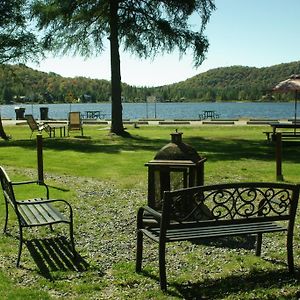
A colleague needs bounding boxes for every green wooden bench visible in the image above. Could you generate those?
[0,166,75,266]
[136,182,300,290]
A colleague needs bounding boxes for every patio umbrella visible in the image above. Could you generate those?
[272,74,300,125]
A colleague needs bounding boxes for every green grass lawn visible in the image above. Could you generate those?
[0,123,300,299]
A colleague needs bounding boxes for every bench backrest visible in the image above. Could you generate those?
[0,166,17,209]
[162,182,300,226]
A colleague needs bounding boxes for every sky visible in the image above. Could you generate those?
[28,0,300,87]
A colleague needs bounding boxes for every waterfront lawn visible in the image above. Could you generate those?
[0,124,299,299]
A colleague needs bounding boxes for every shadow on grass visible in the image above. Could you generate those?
[192,234,256,250]
[139,235,300,298]
[2,134,300,164]
[25,237,90,280]
[141,257,300,299]
[174,268,300,299]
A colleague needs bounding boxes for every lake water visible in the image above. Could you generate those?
[0,102,299,120]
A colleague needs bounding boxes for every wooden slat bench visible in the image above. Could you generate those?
[0,166,75,266]
[136,182,300,290]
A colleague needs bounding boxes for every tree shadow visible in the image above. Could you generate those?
[185,136,300,164]
[2,133,300,164]
[25,236,90,280]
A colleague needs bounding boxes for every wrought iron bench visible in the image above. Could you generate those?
[136,182,300,290]
[0,166,75,266]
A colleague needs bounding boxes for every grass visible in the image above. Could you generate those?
[0,123,300,299]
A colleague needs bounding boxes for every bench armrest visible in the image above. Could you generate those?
[137,206,162,229]
[143,206,162,220]
[11,180,49,199]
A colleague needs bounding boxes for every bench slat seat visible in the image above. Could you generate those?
[18,198,69,226]
[142,221,285,242]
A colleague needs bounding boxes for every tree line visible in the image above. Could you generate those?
[1,61,300,105]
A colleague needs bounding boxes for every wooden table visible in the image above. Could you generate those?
[48,124,66,138]
[267,123,300,140]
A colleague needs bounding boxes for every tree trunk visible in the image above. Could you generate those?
[0,115,10,140]
[109,1,125,135]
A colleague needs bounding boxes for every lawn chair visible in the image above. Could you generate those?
[25,114,48,138]
[68,112,83,136]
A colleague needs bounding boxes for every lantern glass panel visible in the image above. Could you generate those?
[154,170,161,209]
[170,169,188,191]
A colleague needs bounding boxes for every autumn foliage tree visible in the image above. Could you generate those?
[32,0,215,135]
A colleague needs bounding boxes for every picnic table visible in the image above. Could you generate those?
[84,110,106,119]
[264,123,300,141]
[199,110,220,120]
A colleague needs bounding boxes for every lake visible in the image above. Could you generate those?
[0,102,299,120]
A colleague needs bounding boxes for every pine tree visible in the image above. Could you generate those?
[32,0,215,135]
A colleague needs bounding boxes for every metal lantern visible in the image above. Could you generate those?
[146,131,207,210]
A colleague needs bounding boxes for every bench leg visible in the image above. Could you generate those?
[3,200,8,233]
[159,242,167,291]
[69,223,76,259]
[135,230,143,272]
[255,233,262,256]
[17,227,23,267]
[287,232,294,273]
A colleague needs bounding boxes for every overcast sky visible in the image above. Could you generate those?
[28,0,300,87]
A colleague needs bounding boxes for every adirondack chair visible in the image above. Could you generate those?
[68,112,83,136]
[25,114,48,138]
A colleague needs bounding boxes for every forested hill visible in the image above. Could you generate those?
[154,61,300,101]
[1,61,300,104]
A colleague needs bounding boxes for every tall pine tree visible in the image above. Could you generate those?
[32,0,215,135]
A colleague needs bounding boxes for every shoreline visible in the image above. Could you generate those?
[2,118,295,127]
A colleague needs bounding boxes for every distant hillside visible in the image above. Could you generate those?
[152,61,300,101]
[1,61,300,104]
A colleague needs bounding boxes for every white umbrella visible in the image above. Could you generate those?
[273,74,300,125]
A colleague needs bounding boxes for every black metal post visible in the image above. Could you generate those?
[37,134,44,183]
[275,133,283,181]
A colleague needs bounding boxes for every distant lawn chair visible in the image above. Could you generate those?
[25,114,49,139]
[68,112,83,136]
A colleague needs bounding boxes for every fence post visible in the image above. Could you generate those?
[275,132,283,181]
[36,134,44,183]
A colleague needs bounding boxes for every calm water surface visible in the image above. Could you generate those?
[0,102,299,120]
